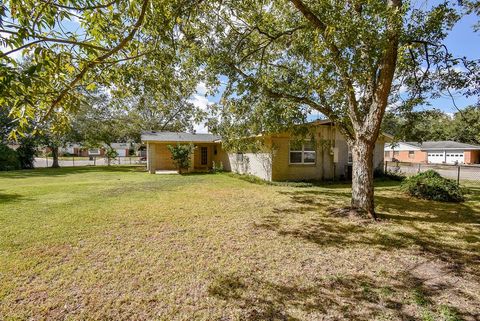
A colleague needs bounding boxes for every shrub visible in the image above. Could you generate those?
[105,147,119,166]
[16,138,37,169]
[167,144,193,173]
[211,161,224,173]
[400,170,465,202]
[0,144,20,171]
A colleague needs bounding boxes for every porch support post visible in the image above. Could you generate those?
[147,142,156,174]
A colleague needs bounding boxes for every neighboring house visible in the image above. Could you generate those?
[384,141,480,164]
[141,120,388,181]
[59,143,83,156]
[110,143,131,157]
[58,143,133,157]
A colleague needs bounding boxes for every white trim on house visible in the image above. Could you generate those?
[384,142,421,151]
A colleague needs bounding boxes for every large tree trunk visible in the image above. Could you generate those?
[350,139,376,219]
[51,146,60,168]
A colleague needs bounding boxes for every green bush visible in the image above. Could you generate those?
[211,161,224,173]
[105,147,119,165]
[16,138,37,169]
[0,144,20,171]
[400,170,465,202]
[168,144,193,173]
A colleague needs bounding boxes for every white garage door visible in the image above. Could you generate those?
[445,151,464,164]
[116,149,127,157]
[427,151,444,164]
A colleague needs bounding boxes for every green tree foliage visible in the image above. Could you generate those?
[1,0,478,218]
[167,144,193,173]
[181,0,476,218]
[1,0,199,136]
[383,106,480,145]
[0,143,20,170]
[104,146,118,166]
[16,137,37,169]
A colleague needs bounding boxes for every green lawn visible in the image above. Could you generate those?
[1,167,479,320]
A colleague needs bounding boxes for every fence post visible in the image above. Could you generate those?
[73,155,75,167]
[130,156,132,165]
[418,163,421,173]
[384,161,387,173]
[94,156,96,166]
[457,165,460,184]
[46,156,48,167]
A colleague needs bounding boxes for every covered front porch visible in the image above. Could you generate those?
[142,131,231,174]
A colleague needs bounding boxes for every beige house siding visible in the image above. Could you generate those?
[373,137,386,170]
[230,125,386,181]
[212,144,232,171]
[147,142,177,173]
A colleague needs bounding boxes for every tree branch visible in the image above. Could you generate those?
[0,34,109,58]
[39,0,118,11]
[289,0,361,127]
[42,0,150,121]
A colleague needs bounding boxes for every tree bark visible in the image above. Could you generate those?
[51,146,60,168]
[350,139,376,219]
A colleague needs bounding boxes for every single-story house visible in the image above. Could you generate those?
[141,120,388,181]
[59,143,133,157]
[59,144,106,157]
[384,141,480,164]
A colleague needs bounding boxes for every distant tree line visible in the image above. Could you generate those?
[382,106,480,145]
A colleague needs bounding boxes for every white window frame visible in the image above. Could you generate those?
[289,140,316,165]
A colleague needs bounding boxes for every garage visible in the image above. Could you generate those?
[427,151,445,164]
[116,149,127,157]
[445,151,464,164]
[427,150,465,164]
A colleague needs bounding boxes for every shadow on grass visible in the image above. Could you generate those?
[260,185,480,280]
[226,172,402,189]
[0,191,29,203]
[208,268,472,320]
[0,165,146,179]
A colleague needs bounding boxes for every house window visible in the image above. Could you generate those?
[201,147,208,165]
[385,151,390,158]
[408,151,415,158]
[236,153,244,162]
[289,141,316,164]
[393,151,400,156]
[348,148,353,164]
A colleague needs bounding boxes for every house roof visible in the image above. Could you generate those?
[141,131,222,143]
[401,141,480,150]
[110,143,130,149]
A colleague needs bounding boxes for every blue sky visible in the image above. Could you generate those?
[422,12,479,113]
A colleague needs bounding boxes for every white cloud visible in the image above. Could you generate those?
[188,93,214,133]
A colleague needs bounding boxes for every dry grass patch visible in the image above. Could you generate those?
[0,167,479,320]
